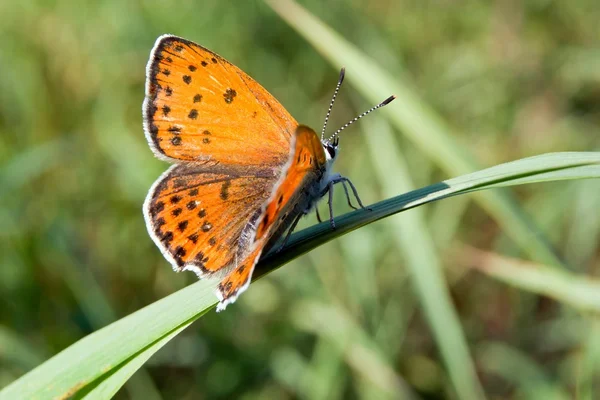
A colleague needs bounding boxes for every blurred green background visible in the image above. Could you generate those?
[1,0,599,399]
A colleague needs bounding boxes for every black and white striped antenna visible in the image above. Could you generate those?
[325,95,396,144]
[321,68,346,141]
[320,68,395,144]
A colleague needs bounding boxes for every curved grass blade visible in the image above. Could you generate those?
[357,116,485,400]
[0,281,216,400]
[258,152,600,275]
[264,0,566,269]
[2,152,599,399]
[478,342,571,400]
[460,247,600,312]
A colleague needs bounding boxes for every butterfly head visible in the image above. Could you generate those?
[320,69,395,166]
[323,136,339,163]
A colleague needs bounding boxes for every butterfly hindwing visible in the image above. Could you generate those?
[215,241,264,312]
[143,35,296,166]
[144,163,279,277]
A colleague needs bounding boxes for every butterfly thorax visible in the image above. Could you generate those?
[258,125,338,251]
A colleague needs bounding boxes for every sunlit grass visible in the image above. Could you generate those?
[1,0,600,398]
[3,151,599,398]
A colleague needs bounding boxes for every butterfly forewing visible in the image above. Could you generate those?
[144,35,296,166]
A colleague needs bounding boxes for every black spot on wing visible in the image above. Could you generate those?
[220,180,231,200]
[178,220,188,232]
[170,195,182,204]
[193,251,209,265]
[150,201,165,217]
[174,246,186,267]
[162,231,174,245]
[223,88,237,104]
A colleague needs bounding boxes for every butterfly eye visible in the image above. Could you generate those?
[325,142,337,159]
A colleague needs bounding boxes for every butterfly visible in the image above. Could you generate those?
[142,35,394,311]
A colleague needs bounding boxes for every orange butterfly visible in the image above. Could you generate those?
[142,35,394,311]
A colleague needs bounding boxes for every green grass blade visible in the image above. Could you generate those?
[258,152,600,274]
[292,300,417,399]
[78,323,191,400]
[0,281,216,400]
[478,342,570,400]
[461,247,600,312]
[0,139,65,202]
[0,326,46,371]
[264,0,566,268]
[580,319,600,400]
[2,151,599,399]
[361,116,485,399]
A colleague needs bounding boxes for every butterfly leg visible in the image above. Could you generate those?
[319,175,368,231]
[331,175,371,211]
[315,206,323,223]
[276,212,304,252]
[316,180,337,230]
[327,181,336,229]
[340,180,358,210]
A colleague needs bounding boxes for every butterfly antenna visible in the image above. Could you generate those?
[321,68,346,141]
[326,95,396,144]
